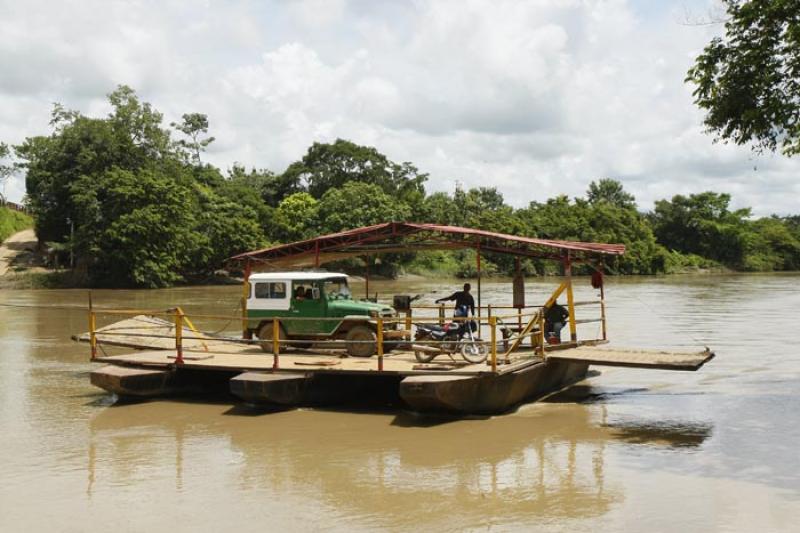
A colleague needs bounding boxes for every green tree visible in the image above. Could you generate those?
[71,168,201,287]
[171,113,215,164]
[0,142,13,202]
[106,85,173,164]
[587,178,636,209]
[17,85,267,286]
[217,165,276,234]
[274,192,320,242]
[743,216,800,270]
[418,191,457,224]
[784,215,800,238]
[282,139,427,202]
[228,164,302,207]
[189,187,266,276]
[18,85,177,244]
[516,192,664,274]
[687,0,800,155]
[317,182,411,233]
[650,192,752,266]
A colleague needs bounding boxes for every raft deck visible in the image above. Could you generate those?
[80,315,714,375]
[545,345,715,371]
[93,343,713,375]
[82,316,714,413]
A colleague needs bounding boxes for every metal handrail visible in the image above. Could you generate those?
[87,293,608,373]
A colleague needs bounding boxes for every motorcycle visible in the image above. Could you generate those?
[412,314,488,364]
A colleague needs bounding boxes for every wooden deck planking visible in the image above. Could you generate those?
[73,315,245,352]
[95,347,510,376]
[544,346,714,371]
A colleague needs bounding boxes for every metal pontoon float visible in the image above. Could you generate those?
[81,223,715,414]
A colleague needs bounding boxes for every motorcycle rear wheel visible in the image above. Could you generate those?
[414,349,437,363]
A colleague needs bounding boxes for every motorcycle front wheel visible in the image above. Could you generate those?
[460,342,488,364]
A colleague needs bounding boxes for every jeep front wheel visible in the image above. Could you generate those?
[345,325,377,357]
[258,322,286,353]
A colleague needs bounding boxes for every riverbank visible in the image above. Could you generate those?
[0,225,738,291]
[0,263,736,290]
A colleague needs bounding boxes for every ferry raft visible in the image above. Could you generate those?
[80,223,714,414]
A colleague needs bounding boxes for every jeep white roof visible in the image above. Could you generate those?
[249,272,348,282]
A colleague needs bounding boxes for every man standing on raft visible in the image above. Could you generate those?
[435,283,476,317]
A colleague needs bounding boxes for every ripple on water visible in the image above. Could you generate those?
[1,274,799,532]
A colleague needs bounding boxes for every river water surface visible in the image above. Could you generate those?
[0,274,798,532]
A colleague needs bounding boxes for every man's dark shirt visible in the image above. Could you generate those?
[545,304,569,324]
[440,291,475,315]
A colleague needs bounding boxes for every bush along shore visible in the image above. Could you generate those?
[0,207,32,243]
[3,86,799,288]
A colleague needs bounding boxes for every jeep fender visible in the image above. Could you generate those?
[333,316,378,336]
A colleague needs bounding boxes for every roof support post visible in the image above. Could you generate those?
[599,261,607,341]
[564,252,577,342]
[365,256,370,300]
[241,259,252,339]
[476,243,482,319]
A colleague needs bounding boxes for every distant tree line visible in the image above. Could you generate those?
[6,86,800,287]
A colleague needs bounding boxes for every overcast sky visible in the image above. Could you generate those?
[0,0,797,215]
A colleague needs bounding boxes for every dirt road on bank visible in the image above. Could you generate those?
[0,229,36,275]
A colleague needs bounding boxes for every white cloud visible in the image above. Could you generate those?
[0,0,797,215]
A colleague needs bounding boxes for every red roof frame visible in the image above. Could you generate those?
[229,222,625,270]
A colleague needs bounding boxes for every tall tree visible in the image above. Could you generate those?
[587,178,636,209]
[18,85,177,243]
[17,86,265,286]
[282,139,427,202]
[650,192,752,266]
[71,167,201,287]
[317,182,411,233]
[687,0,800,155]
[172,113,215,164]
[274,192,320,242]
[0,142,12,200]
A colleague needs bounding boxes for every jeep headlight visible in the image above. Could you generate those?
[369,310,379,318]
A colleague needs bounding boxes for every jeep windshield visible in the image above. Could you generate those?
[324,278,351,300]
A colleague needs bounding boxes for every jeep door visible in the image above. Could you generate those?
[287,281,333,336]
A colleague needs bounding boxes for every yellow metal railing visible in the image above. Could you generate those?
[85,291,607,374]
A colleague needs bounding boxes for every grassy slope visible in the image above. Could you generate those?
[0,207,33,242]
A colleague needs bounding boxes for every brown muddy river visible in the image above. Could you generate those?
[0,274,798,532]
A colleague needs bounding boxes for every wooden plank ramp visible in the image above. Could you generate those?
[544,346,714,371]
[72,315,238,351]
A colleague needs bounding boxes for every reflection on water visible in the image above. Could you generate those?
[546,385,714,447]
[604,421,712,448]
[1,274,799,531]
[84,400,717,529]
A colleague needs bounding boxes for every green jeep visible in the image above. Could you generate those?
[246,272,398,357]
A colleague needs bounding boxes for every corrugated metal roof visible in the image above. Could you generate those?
[230,222,625,269]
[249,272,347,281]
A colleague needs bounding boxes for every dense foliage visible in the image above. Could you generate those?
[16,86,264,287]
[687,0,800,156]
[9,86,800,287]
[0,206,33,243]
